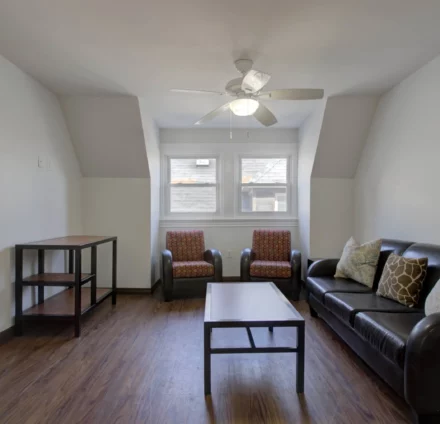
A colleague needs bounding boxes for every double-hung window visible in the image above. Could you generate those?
[239,157,289,213]
[166,157,218,214]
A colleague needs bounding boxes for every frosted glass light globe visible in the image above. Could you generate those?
[229,98,259,116]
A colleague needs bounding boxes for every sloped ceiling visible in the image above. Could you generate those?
[1,0,440,128]
[312,95,379,178]
[60,96,149,178]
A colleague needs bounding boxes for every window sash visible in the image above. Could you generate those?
[165,156,220,215]
[238,156,291,214]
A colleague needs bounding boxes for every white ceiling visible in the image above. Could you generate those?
[1,0,440,128]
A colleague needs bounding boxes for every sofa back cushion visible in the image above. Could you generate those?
[373,239,415,290]
[252,230,291,262]
[402,243,440,307]
[166,230,205,261]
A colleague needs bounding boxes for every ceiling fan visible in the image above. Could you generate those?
[171,59,324,127]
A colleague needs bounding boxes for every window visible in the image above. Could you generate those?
[166,157,218,213]
[240,157,289,213]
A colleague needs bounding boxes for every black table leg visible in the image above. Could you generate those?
[112,240,117,305]
[91,246,97,305]
[74,249,82,337]
[268,326,273,332]
[68,250,74,288]
[38,250,45,304]
[15,247,23,336]
[204,323,211,395]
[296,324,305,393]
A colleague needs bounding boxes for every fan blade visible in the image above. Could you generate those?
[194,102,231,125]
[258,89,324,100]
[241,70,271,93]
[253,103,277,127]
[171,88,225,95]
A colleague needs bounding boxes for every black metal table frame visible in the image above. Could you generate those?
[203,284,305,396]
[15,237,117,337]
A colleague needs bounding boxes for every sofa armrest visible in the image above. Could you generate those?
[204,249,223,282]
[161,249,173,301]
[240,248,252,282]
[307,258,339,278]
[405,313,440,418]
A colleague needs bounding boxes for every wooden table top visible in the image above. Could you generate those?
[16,236,117,249]
[205,282,304,324]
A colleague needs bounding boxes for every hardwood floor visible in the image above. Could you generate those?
[0,294,412,424]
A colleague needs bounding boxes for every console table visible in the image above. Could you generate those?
[15,236,117,337]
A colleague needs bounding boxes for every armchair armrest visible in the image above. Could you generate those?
[307,258,339,278]
[405,313,440,419]
[290,249,302,277]
[290,250,302,300]
[161,249,173,301]
[240,248,252,282]
[204,249,223,282]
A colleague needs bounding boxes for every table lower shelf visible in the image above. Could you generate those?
[23,287,112,318]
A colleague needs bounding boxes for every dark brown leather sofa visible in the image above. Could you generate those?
[306,239,440,424]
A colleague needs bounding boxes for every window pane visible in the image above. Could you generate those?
[241,187,287,212]
[170,186,217,213]
[241,158,287,184]
[170,158,216,184]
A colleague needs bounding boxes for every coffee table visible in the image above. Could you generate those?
[204,282,305,395]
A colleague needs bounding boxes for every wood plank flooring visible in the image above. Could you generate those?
[0,294,412,424]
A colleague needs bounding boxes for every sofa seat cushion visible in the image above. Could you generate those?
[306,277,372,302]
[250,260,292,278]
[324,292,423,325]
[172,261,214,278]
[354,312,425,368]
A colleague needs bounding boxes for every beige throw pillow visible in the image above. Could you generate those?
[376,253,427,308]
[425,280,440,315]
[335,237,382,288]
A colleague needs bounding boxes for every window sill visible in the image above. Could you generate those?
[159,217,299,228]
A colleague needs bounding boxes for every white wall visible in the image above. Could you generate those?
[0,54,82,332]
[81,178,150,289]
[139,99,161,284]
[355,54,440,244]
[310,178,354,258]
[297,101,326,272]
[306,96,377,259]
[159,128,299,276]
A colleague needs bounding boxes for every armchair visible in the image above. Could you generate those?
[240,230,302,300]
[161,230,222,301]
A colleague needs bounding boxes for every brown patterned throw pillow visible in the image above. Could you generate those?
[376,253,428,307]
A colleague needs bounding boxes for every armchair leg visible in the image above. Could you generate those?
[309,305,318,318]
[163,287,172,302]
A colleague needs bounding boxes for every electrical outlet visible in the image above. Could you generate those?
[227,250,232,259]
[38,156,45,169]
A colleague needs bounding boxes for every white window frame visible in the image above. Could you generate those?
[162,154,222,217]
[237,155,292,217]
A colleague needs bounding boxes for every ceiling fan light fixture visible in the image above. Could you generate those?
[229,98,259,116]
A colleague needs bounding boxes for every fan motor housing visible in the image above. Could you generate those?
[225,77,244,95]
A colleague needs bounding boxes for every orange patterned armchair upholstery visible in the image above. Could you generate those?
[240,230,302,300]
[161,230,222,301]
